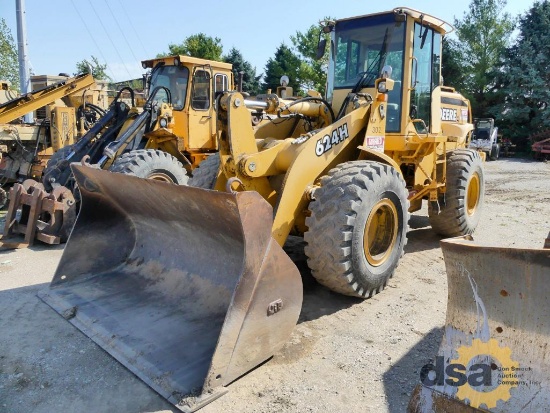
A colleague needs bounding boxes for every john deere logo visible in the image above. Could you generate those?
[420,338,529,409]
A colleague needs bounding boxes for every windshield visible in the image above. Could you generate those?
[149,65,190,110]
[476,121,492,130]
[333,13,405,89]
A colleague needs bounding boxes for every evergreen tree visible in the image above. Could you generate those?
[262,44,303,95]
[454,0,515,117]
[441,37,467,92]
[490,0,550,142]
[223,47,262,95]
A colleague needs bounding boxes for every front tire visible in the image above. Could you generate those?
[109,149,189,185]
[304,161,409,298]
[429,149,484,236]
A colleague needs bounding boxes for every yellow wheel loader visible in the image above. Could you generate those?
[1,56,235,248]
[39,7,484,411]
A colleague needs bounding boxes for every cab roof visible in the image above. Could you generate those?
[335,7,454,35]
[141,55,233,70]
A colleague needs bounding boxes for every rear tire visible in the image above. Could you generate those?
[304,161,409,298]
[109,149,189,185]
[490,144,500,161]
[189,153,220,189]
[429,149,484,236]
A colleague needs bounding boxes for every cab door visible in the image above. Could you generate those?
[188,67,214,150]
[409,23,442,133]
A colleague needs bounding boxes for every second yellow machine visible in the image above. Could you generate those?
[40,7,484,412]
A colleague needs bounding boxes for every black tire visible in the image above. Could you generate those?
[429,149,484,236]
[188,153,220,189]
[43,145,74,191]
[304,161,409,298]
[490,144,500,161]
[0,187,7,209]
[109,149,189,184]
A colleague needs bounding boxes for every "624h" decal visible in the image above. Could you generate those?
[315,123,350,156]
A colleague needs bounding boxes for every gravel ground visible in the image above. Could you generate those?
[0,157,548,413]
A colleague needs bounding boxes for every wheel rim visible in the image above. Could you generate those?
[363,199,398,267]
[148,171,175,183]
[466,172,480,216]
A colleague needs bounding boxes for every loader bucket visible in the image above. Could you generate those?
[38,165,302,412]
[408,236,550,412]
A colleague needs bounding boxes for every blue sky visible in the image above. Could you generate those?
[1,0,535,83]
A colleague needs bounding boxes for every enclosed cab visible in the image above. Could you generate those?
[325,8,475,213]
[141,55,234,167]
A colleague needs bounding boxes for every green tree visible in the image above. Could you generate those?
[453,0,515,117]
[75,56,111,81]
[162,33,223,61]
[290,19,332,96]
[262,44,303,95]
[223,47,262,95]
[490,0,550,142]
[441,37,467,91]
[0,18,19,91]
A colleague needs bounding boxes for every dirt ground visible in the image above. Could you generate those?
[0,157,549,413]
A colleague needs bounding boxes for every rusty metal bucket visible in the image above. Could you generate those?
[408,235,550,412]
[38,165,303,412]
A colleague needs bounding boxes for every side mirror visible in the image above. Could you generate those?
[316,38,327,61]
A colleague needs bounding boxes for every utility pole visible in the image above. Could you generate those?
[16,0,34,123]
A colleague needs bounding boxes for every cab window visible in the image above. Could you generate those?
[192,70,211,110]
[148,65,189,111]
[215,74,228,94]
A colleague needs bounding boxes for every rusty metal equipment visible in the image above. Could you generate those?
[38,165,302,410]
[0,74,98,184]
[0,90,137,249]
[408,235,550,412]
[0,179,75,248]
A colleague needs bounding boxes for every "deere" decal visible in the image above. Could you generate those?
[441,108,458,122]
[315,123,350,156]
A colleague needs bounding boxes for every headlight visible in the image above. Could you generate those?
[377,81,387,93]
[159,118,168,128]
